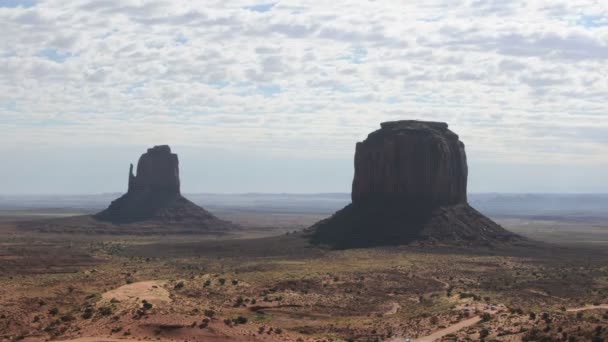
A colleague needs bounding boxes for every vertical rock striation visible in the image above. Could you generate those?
[309,120,521,248]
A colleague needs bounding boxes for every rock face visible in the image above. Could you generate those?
[128,145,180,195]
[96,145,235,230]
[352,120,467,206]
[309,120,522,248]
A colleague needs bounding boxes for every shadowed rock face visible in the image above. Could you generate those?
[352,120,467,206]
[309,120,522,249]
[96,145,235,230]
[128,145,180,195]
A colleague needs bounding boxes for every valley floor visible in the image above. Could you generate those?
[2,210,608,341]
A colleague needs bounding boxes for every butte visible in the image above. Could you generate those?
[308,120,523,248]
[95,145,235,231]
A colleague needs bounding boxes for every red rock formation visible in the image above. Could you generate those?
[96,145,235,230]
[352,120,467,206]
[309,120,522,248]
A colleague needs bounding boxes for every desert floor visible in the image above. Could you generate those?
[2,209,608,342]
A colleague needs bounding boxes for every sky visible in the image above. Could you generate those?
[0,0,607,194]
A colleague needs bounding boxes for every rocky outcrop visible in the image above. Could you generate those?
[309,120,522,248]
[127,145,180,195]
[95,145,235,231]
[352,120,467,206]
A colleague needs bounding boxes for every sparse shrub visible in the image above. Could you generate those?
[482,313,492,322]
[275,328,282,334]
[576,311,584,319]
[204,309,215,318]
[529,312,536,320]
[459,292,480,300]
[142,300,153,310]
[98,306,113,316]
[174,281,185,290]
[430,316,438,325]
[234,296,244,307]
[82,308,93,319]
[219,278,226,286]
[48,308,59,316]
[60,314,74,322]
[480,328,489,339]
[234,316,248,324]
[232,279,239,285]
[224,318,232,326]
[203,280,211,287]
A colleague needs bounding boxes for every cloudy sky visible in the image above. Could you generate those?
[0,0,607,194]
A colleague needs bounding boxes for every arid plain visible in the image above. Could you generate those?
[2,193,608,342]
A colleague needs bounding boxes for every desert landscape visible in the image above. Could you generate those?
[2,2,607,341]
[2,122,608,342]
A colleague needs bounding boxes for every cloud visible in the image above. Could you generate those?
[0,0,606,167]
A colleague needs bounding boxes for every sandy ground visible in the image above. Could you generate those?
[567,304,608,312]
[101,280,170,306]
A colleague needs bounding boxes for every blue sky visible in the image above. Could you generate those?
[0,0,607,194]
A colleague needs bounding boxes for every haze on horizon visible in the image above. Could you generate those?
[0,0,607,195]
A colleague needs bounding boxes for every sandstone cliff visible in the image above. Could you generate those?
[309,120,522,248]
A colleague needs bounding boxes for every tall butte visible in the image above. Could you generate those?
[309,120,522,248]
[96,145,235,230]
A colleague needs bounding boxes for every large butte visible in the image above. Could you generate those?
[308,120,523,248]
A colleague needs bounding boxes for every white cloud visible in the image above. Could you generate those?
[0,0,607,166]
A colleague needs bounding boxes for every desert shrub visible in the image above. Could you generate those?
[480,328,489,339]
[576,311,584,319]
[482,313,492,322]
[595,326,603,335]
[204,309,215,318]
[48,308,59,316]
[224,318,232,326]
[510,307,524,315]
[234,316,248,324]
[459,292,480,300]
[218,278,226,286]
[203,280,211,287]
[275,328,282,334]
[232,279,239,285]
[234,296,245,307]
[529,312,537,320]
[142,300,153,310]
[98,306,113,316]
[174,281,185,290]
[430,316,438,325]
[60,314,74,322]
[82,308,93,319]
